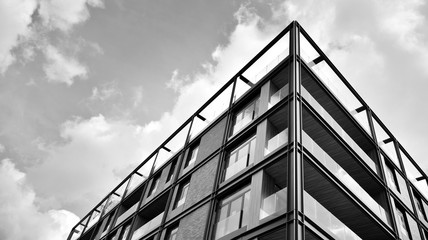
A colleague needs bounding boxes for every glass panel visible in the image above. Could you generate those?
[352,109,372,137]
[304,191,362,240]
[372,118,400,169]
[260,188,287,219]
[400,149,428,199]
[396,173,413,210]
[233,77,252,103]
[199,83,233,123]
[396,208,411,240]
[303,131,390,225]
[70,225,84,240]
[302,87,377,173]
[299,33,320,64]
[310,60,362,112]
[224,137,256,181]
[215,210,241,239]
[131,212,164,240]
[407,214,422,240]
[268,84,289,109]
[231,98,259,135]
[115,202,139,226]
[189,114,208,140]
[85,208,101,231]
[165,123,190,154]
[103,181,127,215]
[242,32,290,84]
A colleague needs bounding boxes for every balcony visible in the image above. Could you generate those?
[304,191,361,240]
[225,154,249,180]
[115,202,139,227]
[304,156,394,240]
[215,210,243,239]
[260,188,287,219]
[268,84,289,109]
[265,128,288,155]
[301,87,377,174]
[131,212,164,240]
[303,131,390,226]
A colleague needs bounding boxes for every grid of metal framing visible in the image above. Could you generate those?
[68,21,428,240]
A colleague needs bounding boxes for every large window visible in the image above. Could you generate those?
[224,136,256,181]
[166,225,178,240]
[384,160,400,193]
[231,98,259,135]
[166,159,177,183]
[396,206,411,240]
[184,144,199,169]
[148,173,161,197]
[174,180,190,209]
[215,186,251,239]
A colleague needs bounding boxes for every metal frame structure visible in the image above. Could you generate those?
[68,21,428,240]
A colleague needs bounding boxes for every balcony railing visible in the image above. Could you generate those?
[265,128,288,155]
[115,203,139,227]
[301,87,377,174]
[131,212,164,240]
[268,84,289,109]
[260,187,287,219]
[303,131,390,226]
[225,154,249,180]
[215,210,243,239]
[304,191,361,240]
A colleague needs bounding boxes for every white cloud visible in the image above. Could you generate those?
[27,115,151,215]
[39,0,105,32]
[90,82,121,101]
[0,159,79,240]
[0,0,37,74]
[43,45,88,85]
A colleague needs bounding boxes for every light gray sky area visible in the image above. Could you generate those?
[0,0,427,239]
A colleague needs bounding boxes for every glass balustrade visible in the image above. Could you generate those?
[301,87,377,174]
[265,128,288,155]
[225,154,248,180]
[215,210,242,239]
[268,84,289,109]
[115,203,139,227]
[260,188,287,219]
[304,191,362,240]
[303,131,389,226]
[131,212,164,240]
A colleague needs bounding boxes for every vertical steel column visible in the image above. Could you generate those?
[287,21,304,240]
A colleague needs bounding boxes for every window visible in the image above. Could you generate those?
[148,173,161,197]
[166,225,179,240]
[396,206,411,240]
[224,136,256,181]
[384,162,399,193]
[174,180,190,209]
[215,186,251,239]
[118,223,131,240]
[414,194,427,221]
[231,98,259,135]
[184,144,199,169]
[100,210,115,237]
[166,159,177,183]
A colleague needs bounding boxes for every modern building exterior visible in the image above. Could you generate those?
[68,21,428,240]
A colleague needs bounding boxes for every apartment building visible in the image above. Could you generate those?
[67,21,428,240]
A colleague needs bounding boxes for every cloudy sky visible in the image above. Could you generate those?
[0,0,427,239]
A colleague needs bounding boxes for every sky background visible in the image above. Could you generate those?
[0,0,427,239]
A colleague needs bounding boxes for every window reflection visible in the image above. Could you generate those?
[215,186,251,239]
[224,136,256,181]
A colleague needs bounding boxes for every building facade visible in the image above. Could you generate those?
[68,21,428,240]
